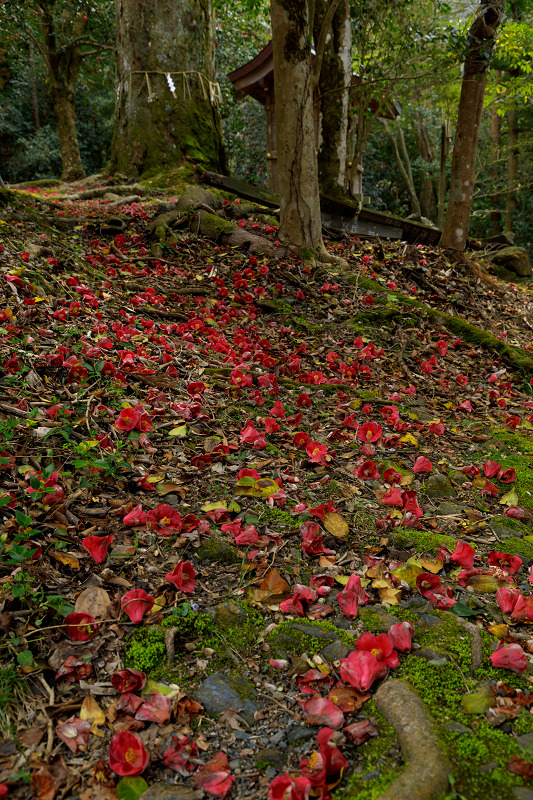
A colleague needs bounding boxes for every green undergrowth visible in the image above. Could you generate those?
[266,618,357,658]
[390,527,457,553]
[125,602,264,681]
[356,609,533,799]
[0,663,28,734]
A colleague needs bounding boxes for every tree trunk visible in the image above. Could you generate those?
[29,42,40,131]
[110,0,225,177]
[271,0,322,254]
[504,102,519,234]
[382,120,421,218]
[413,113,436,221]
[489,100,502,234]
[313,0,351,197]
[440,1,504,250]
[51,85,85,181]
[40,5,87,182]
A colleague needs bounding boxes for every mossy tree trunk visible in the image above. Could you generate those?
[313,0,351,198]
[39,3,88,182]
[271,0,322,254]
[110,0,226,177]
[440,1,504,250]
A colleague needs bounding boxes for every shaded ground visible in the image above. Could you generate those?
[1,173,533,800]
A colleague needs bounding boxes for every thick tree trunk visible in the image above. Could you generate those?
[110,0,225,177]
[51,86,85,181]
[440,1,504,250]
[271,0,322,253]
[505,103,519,234]
[313,0,351,197]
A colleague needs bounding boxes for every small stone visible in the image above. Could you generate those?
[425,474,457,498]
[332,616,356,631]
[413,612,442,628]
[360,607,400,631]
[445,722,472,735]
[256,748,286,769]
[194,673,258,725]
[517,733,533,754]
[228,759,240,770]
[139,785,202,800]
[321,640,353,662]
[401,597,426,610]
[197,537,240,564]
[513,789,533,800]
[447,470,470,487]
[214,602,248,631]
[489,522,523,540]
[478,761,499,774]
[436,501,465,516]
[286,726,317,745]
[285,623,338,641]
[362,770,380,781]
[269,731,286,746]
[234,730,251,741]
[414,649,450,666]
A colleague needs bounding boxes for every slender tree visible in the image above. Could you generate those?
[110,0,225,177]
[440,1,505,250]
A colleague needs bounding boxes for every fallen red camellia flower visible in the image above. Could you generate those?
[56,716,90,753]
[135,692,173,723]
[269,774,312,800]
[356,421,383,443]
[339,651,388,692]
[193,752,235,798]
[300,726,348,786]
[108,731,149,776]
[388,621,415,653]
[165,560,196,593]
[111,668,146,694]
[300,697,345,730]
[64,612,98,642]
[343,718,379,745]
[81,535,114,564]
[55,656,92,682]
[490,642,527,673]
[163,734,199,775]
[121,588,155,623]
[356,632,399,668]
[487,551,522,575]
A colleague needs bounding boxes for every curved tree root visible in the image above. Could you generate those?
[372,680,450,800]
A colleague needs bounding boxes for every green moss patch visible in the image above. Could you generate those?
[390,527,457,553]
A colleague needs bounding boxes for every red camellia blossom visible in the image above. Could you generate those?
[280,584,317,616]
[416,573,455,609]
[382,467,402,485]
[300,726,348,786]
[163,734,199,775]
[146,504,182,535]
[388,621,415,653]
[337,574,370,619]
[56,656,92,682]
[339,650,387,692]
[193,752,235,798]
[81,535,114,564]
[450,541,475,569]
[108,731,149,776]
[269,774,311,800]
[483,460,501,478]
[123,504,147,526]
[380,487,403,507]
[487,551,522,575]
[510,594,533,623]
[64,613,98,642]
[300,521,326,556]
[498,468,517,483]
[115,407,141,431]
[496,587,522,615]
[356,422,383,443]
[294,431,311,450]
[111,669,146,694]
[412,456,432,474]
[56,716,90,754]
[121,589,155,623]
[300,696,345,729]
[353,460,380,481]
[165,560,196,593]
[490,642,527,673]
[506,506,526,520]
[306,441,329,465]
[356,632,399,668]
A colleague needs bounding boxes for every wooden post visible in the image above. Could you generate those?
[437,119,451,230]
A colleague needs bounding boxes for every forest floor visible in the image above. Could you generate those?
[1,173,533,800]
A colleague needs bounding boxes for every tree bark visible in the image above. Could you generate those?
[313,0,351,197]
[40,3,87,182]
[110,0,225,177]
[440,1,505,250]
[382,120,421,218]
[489,100,502,234]
[271,0,322,253]
[413,112,436,221]
[504,102,519,234]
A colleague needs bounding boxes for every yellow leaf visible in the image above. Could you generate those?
[146,474,165,483]
[349,399,362,410]
[323,511,349,539]
[392,563,423,588]
[486,623,508,638]
[201,500,241,512]
[169,425,187,437]
[419,556,444,574]
[50,551,80,569]
[80,694,105,736]
[500,487,519,506]
[378,586,402,605]
[399,433,418,447]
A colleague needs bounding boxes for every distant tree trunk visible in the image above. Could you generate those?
[489,99,502,234]
[110,0,225,177]
[413,112,436,221]
[440,1,504,250]
[271,0,322,254]
[29,42,40,131]
[40,4,87,181]
[382,120,421,218]
[504,101,519,234]
[313,0,351,198]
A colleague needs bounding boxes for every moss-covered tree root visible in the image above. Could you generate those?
[370,680,450,800]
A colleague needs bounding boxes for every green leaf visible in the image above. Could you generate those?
[450,602,478,618]
[117,777,148,800]
[17,650,35,667]
[44,596,75,617]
